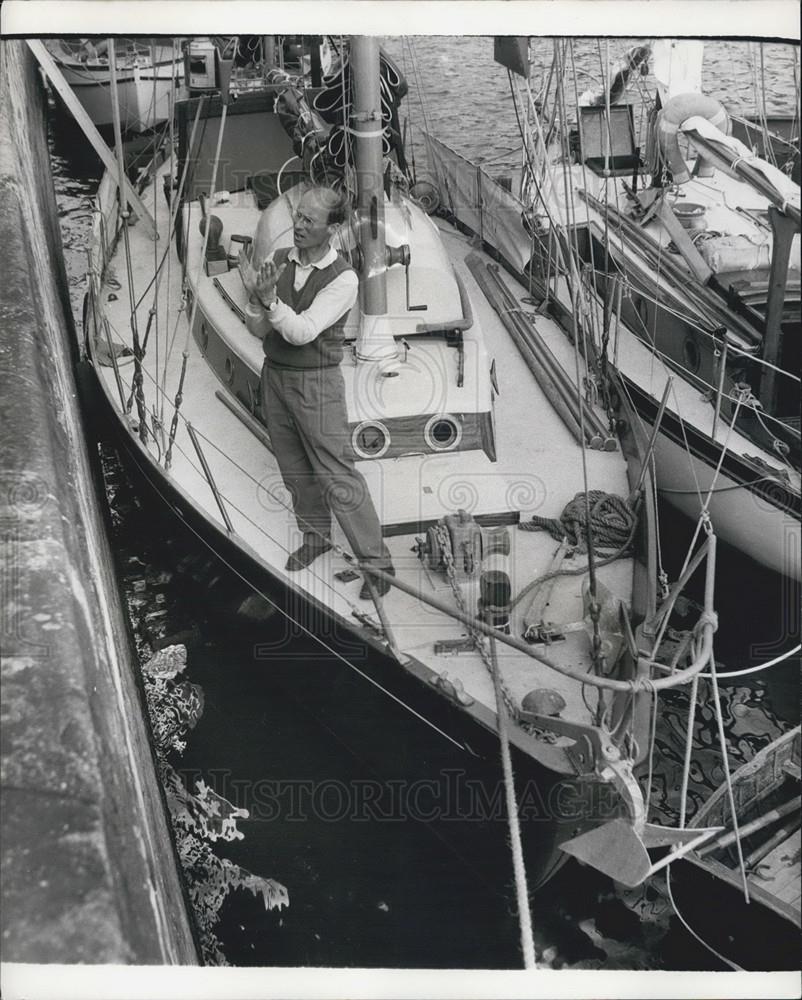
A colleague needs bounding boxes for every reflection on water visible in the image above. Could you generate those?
[49,37,799,969]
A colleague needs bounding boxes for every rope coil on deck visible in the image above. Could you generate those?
[519,490,635,553]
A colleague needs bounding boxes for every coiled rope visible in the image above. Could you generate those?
[519,490,634,553]
[512,492,637,611]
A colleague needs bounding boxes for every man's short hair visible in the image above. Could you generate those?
[307,185,349,226]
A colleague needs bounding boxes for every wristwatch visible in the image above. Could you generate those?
[259,295,278,311]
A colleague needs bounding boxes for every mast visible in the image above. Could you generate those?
[351,36,398,363]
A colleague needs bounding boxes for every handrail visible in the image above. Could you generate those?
[88,248,717,697]
[83,111,719,706]
[349,547,717,695]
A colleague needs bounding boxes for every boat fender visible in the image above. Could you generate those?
[657,93,729,184]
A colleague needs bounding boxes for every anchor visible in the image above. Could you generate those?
[519,708,722,886]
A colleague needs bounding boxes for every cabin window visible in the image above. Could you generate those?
[224,356,234,384]
[425,414,462,452]
[199,323,209,353]
[352,421,390,460]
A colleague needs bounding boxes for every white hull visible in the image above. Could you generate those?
[47,43,182,132]
[423,132,802,584]
[646,408,801,579]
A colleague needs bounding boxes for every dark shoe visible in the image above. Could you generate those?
[285,539,332,572]
[359,565,395,601]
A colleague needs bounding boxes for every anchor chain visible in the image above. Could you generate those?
[433,523,520,722]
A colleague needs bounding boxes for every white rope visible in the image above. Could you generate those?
[665,865,743,971]
[678,672,699,829]
[666,669,744,971]
[643,684,660,816]
[708,652,750,902]
[700,643,801,679]
[488,635,537,970]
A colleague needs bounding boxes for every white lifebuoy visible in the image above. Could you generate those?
[657,93,729,185]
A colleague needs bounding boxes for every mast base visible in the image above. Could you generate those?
[355,314,399,364]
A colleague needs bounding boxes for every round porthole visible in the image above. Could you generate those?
[199,322,209,353]
[683,337,701,374]
[425,414,462,452]
[352,420,390,459]
[224,356,234,384]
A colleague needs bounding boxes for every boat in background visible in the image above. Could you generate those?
[731,114,800,185]
[669,725,801,970]
[44,34,728,951]
[45,35,339,135]
[425,38,800,582]
[45,38,184,133]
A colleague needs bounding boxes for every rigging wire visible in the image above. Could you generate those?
[668,671,744,974]
[708,652,751,901]
[165,98,228,469]
[664,866,743,972]
[649,389,746,663]
[108,39,149,443]
[99,297,387,622]
[699,642,800,679]
[150,41,161,432]
[162,38,177,422]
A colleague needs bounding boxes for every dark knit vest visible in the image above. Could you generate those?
[261,247,353,369]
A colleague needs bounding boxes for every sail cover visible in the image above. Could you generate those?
[683,115,801,225]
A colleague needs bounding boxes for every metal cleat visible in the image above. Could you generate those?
[432,671,474,706]
[522,621,565,645]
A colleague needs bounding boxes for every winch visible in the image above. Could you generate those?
[414,510,513,632]
[414,510,509,580]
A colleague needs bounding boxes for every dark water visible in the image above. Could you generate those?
[49,37,800,970]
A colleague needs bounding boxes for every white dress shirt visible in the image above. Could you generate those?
[244,245,358,346]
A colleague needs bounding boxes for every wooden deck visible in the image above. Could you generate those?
[754,827,801,912]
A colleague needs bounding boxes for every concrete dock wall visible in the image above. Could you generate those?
[0,40,198,964]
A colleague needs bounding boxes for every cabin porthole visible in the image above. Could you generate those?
[425,414,462,452]
[683,337,701,374]
[224,356,234,384]
[199,323,209,353]
[352,420,390,460]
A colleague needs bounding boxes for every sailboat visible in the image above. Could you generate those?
[669,725,801,970]
[431,37,800,583]
[61,35,724,919]
[45,37,184,133]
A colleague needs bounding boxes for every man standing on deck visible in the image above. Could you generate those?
[240,185,395,600]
